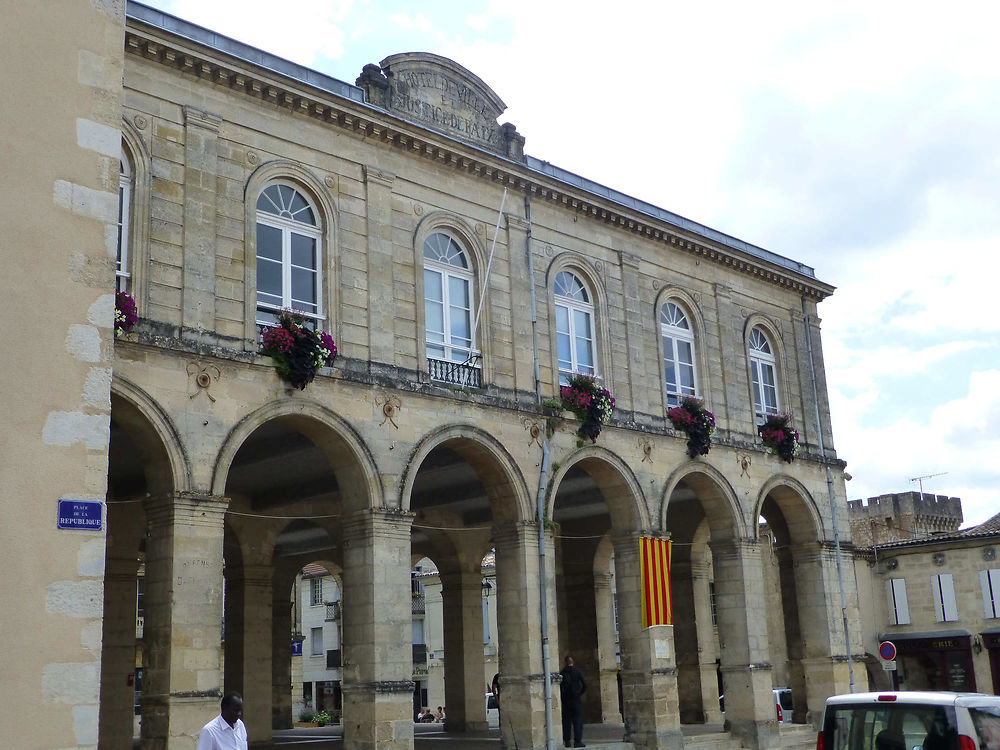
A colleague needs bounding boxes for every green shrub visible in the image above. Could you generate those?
[298,709,315,723]
[315,710,332,726]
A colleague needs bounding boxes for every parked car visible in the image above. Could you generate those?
[486,692,499,727]
[817,691,1000,750]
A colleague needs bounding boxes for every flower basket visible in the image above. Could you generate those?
[758,413,799,462]
[260,309,338,390]
[667,396,715,458]
[558,374,615,442]
[115,291,138,337]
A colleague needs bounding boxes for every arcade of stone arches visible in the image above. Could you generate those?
[100,380,853,750]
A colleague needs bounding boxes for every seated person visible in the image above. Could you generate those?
[875,729,906,750]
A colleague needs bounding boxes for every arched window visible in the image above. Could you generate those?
[749,326,779,422]
[554,270,595,384]
[255,183,322,326]
[117,149,132,293]
[423,232,475,366]
[661,301,697,407]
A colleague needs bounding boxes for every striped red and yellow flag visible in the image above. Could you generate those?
[640,537,672,628]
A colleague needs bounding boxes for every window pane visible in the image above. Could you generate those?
[576,338,594,371]
[555,305,570,335]
[257,224,282,261]
[679,363,695,392]
[573,309,593,339]
[257,257,282,298]
[677,340,693,366]
[448,276,470,309]
[424,269,443,303]
[425,300,444,340]
[291,268,317,314]
[751,362,763,412]
[450,308,470,343]
[291,233,316,269]
[557,332,572,371]
[289,192,315,224]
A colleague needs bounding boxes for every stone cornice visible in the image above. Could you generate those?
[124,19,834,301]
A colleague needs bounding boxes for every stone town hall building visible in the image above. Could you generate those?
[3,3,862,749]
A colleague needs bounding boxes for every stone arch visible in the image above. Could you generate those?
[412,211,494,379]
[400,423,533,525]
[659,462,746,542]
[755,475,825,545]
[212,399,381,516]
[120,117,152,315]
[545,252,613,383]
[110,375,189,497]
[653,286,713,413]
[242,160,339,347]
[546,445,650,532]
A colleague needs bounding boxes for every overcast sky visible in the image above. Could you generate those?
[139,0,999,526]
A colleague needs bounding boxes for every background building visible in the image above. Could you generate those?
[851,493,1000,693]
[3,3,861,749]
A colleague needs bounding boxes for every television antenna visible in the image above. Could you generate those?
[909,471,948,501]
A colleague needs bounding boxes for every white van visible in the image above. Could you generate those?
[818,691,1000,750]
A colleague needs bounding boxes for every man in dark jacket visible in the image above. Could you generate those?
[559,655,586,748]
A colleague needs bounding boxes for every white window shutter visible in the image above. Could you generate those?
[932,575,944,622]
[982,569,1000,619]
[887,579,910,625]
[940,573,958,621]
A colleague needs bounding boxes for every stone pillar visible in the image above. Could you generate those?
[710,538,777,750]
[363,165,396,368]
[181,106,221,333]
[619,251,651,421]
[98,501,145,750]
[224,562,273,742]
[272,572,294,730]
[557,536,602,724]
[141,493,227,750]
[494,521,553,750]
[594,573,621,723]
[341,509,414,750]
[439,568,488,731]
[791,542,856,727]
[669,551,704,724]
[691,552,723,724]
[712,283,743,433]
[612,531,682,750]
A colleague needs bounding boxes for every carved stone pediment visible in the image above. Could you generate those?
[358,52,523,159]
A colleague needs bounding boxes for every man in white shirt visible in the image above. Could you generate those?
[196,692,248,750]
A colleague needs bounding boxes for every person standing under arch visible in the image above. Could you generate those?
[560,655,586,748]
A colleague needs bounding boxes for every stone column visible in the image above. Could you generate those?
[790,542,857,727]
[98,501,145,750]
[439,568,488,731]
[691,552,723,724]
[506,214,537,394]
[594,573,621,723]
[341,509,414,750]
[272,570,295,730]
[141,493,227,750]
[363,165,396,369]
[619,251,652,422]
[223,561,273,742]
[710,538,777,750]
[669,551,704,724]
[494,521,553,750]
[612,531,682,750]
[181,106,221,334]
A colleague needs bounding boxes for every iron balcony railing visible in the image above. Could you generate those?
[412,643,427,664]
[427,355,481,388]
[325,601,341,621]
[411,594,426,615]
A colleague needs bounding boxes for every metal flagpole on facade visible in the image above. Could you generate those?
[470,187,507,354]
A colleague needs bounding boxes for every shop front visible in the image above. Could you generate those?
[883,631,976,692]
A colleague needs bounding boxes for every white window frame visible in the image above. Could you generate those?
[886,578,910,625]
[749,327,779,423]
[981,569,1000,619]
[931,573,959,622]
[661,301,697,407]
[423,232,477,364]
[310,578,323,606]
[310,626,323,656]
[117,151,132,293]
[554,271,596,385]
[255,182,323,325]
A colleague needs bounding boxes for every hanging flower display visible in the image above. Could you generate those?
[667,396,716,458]
[115,291,138,337]
[759,413,799,463]
[558,374,615,442]
[259,309,338,390]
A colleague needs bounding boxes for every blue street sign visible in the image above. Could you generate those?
[878,641,897,661]
[57,499,103,530]
[291,641,303,656]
